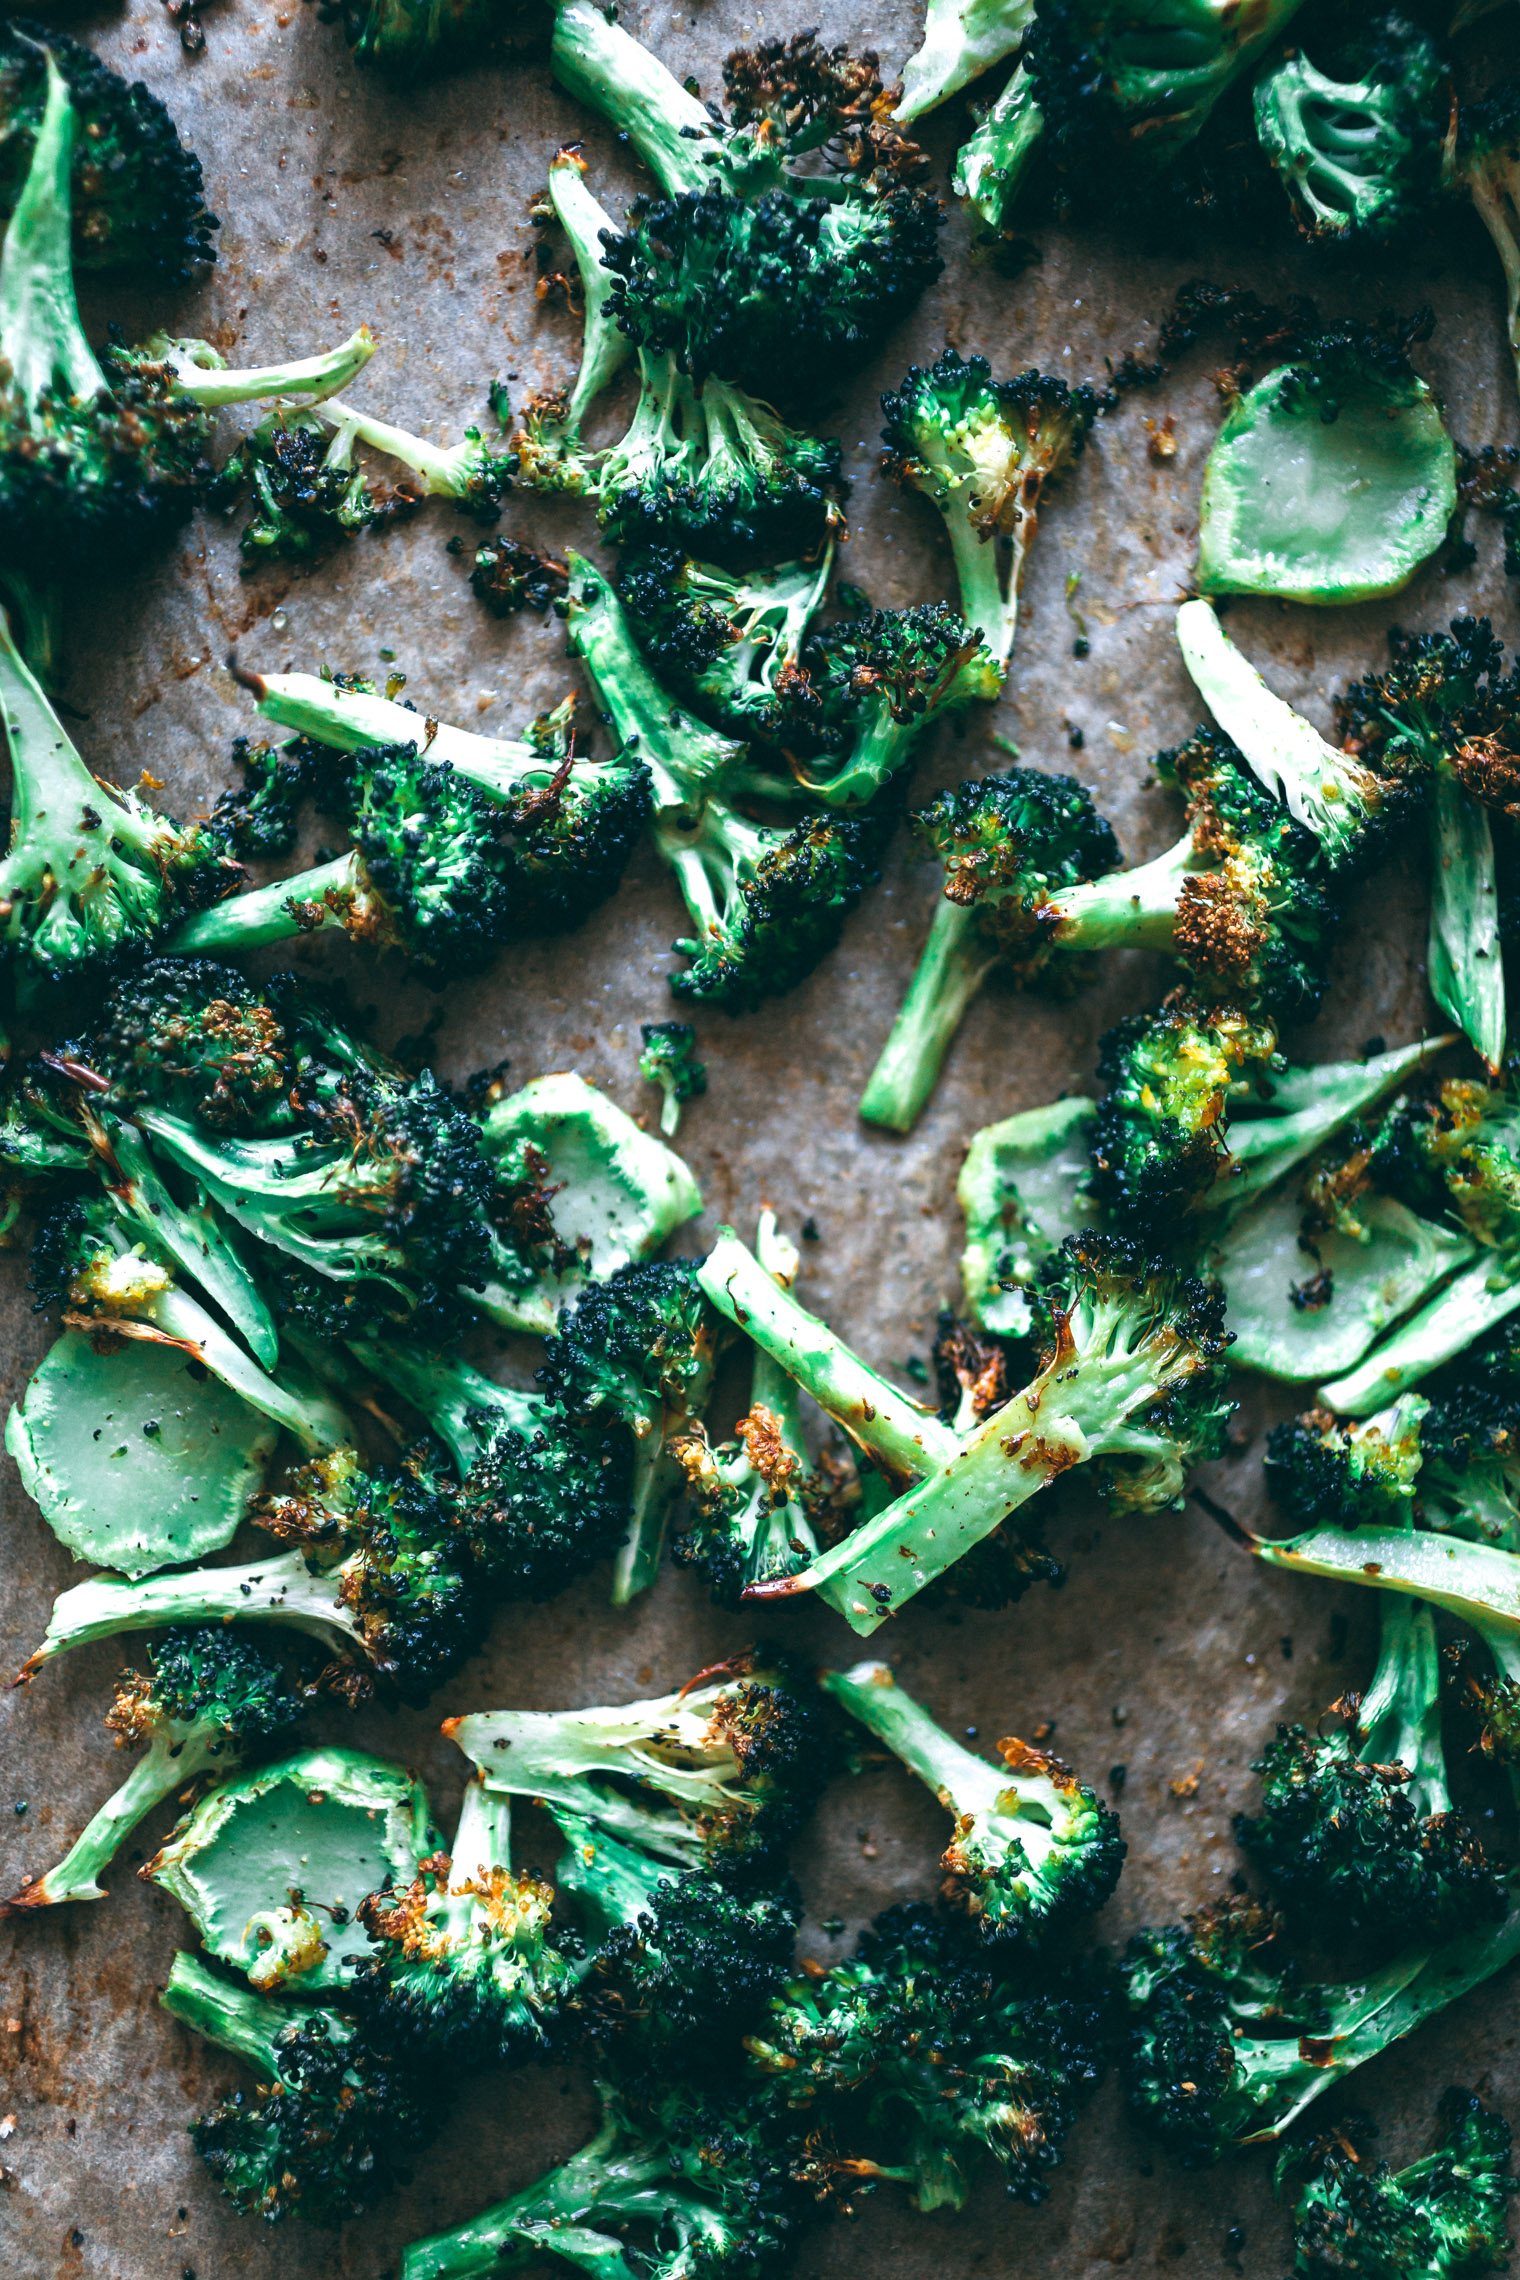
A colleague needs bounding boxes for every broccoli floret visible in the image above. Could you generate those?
[1264,1395,1429,1531]
[1283,2092,1516,2280]
[84,957,347,1134]
[1448,87,1520,411]
[0,20,218,280]
[467,533,568,617]
[298,386,515,520]
[617,547,834,743]
[821,1661,1123,1940]
[1088,996,1282,1227]
[210,408,414,567]
[448,1650,833,1870]
[23,1444,480,1706]
[747,1900,1112,2210]
[1026,0,1310,187]
[639,1022,707,1138]
[354,1775,577,2068]
[881,350,1105,676]
[161,1950,439,2226]
[3,1628,304,1912]
[1254,13,1446,244]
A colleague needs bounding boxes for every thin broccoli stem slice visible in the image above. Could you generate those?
[1361,1592,1450,1816]
[565,554,744,812]
[858,898,998,1134]
[0,56,107,411]
[1319,1259,1520,1414]
[550,1805,670,1931]
[348,1339,539,1474]
[101,1114,279,1367]
[1428,763,1505,1073]
[549,0,717,198]
[238,666,536,782]
[614,1433,687,1606]
[546,150,633,436]
[953,64,1045,229]
[161,1948,314,2077]
[168,851,362,956]
[1249,1519,1520,1641]
[897,0,1034,122]
[156,327,376,408]
[1176,600,1369,866]
[5,1721,229,1908]
[697,1228,962,1486]
[19,1548,362,1677]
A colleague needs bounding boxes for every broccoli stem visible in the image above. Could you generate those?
[0,608,164,870]
[0,57,107,412]
[348,1339,538,1474]
[896,0,1034,122]
[1046,832,1197,951]
[1249,1520,1520,1639]
[1428,764,1505,1073]
[160,1947,322,2077]
[952,65,1046,229]
[1464,156,1520,404]
[402,2102,669,2280]
[546,152,633,434]
[697,1228,961,1485]
[445,1773,514,1903]
[1319,1258,1520,1414]
[820,1660,1004,1817]
[550,1805,670,1932]
[241,666,528,780]
[858,898,998,1133]
[102,1115,280,1368]
[307,399,475,499]
[83,1275,347,1453]
[160,327,376,408]
[947,514,1021,674]
[1360,1592,1450,1816]
[19,1547,365,1678]
[169,852,362,955]
[549,0,717,197]
[566,555,744,812]
[0,569,61,688]
[6,1725,230,1909]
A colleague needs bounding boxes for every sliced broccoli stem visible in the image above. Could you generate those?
[546,152,633,432]
[948,514,1021,674]
[242,666,526,777]
[1250,1520,1520,1640]
[348,1339,538,1474]
[566,554,744,812]
[21,1548,362,1677]
[698,1228,961,1485]
[1428,764,1505,1073]
[443,1773,514,1907]
[897,0,1034,122]
[859,897,998,1133]
[611,1435,685,1607]
[83,1274,347,1452]
[549,0,718,197]
[821,1660,1003,1815]
[1047,832,1196,951]
[7,1724,228,1908]
[1319,1258,1520,1414]
[1360,1592,1450,1816]
[0,569,62,688]
[0,57,107,412]
[158,327,376,408]
[169,852,362,955]
[103,1115,279,1368]
[0,609,163,869]
[161,1947,323,2076]
[953,64,1046,230]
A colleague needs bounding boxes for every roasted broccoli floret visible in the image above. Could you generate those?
[1283,2093,1516,2280]
[3,1628,304,1913]
[298,386,515,520]
[22,1445,479,1706]
[639,1022,707,1138]
[746,1900,1112,2210]
[616,547,833,742]
[162,1949,439,2226]
[302,0,506,68]
[210,408,414,566]
[1087,997,1280,1228]
[1253,13,1446,244]
[821,1662,1124,1939]
[354,1774,577,2068]
[448,1650,833,1870]
[881,350,1104,678]
[552,7,943,401]
[0,20,219,280]
[703,1227,1232,1633]
[467,533,568,617]
[1264,1395,1428,1531]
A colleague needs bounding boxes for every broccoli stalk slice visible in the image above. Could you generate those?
[8,1731,224,1908]
[1359,1591,1451,1818]
[550,0,720,198]
[1176,601,1378,869]
[1248,1518,1520,1645]
[550,1806,690,1944]
[147,326,376,408]
[168,849,364,956]
[821,1660,1122,1934]
[1320,1262,1520,1415]
[234,664,535,781]
[952,65,1045,230]
[896,0,1034,122]
[565,554,744,812]
[97,1110,279,1367]
[0,56,107,415]
[1428,762,1505,1074]
[161,1947,330,2078]
[19,1545,378,1677]
[697,1226,962,1488]
[858,897,999,1134]
[348,1337,539,1474]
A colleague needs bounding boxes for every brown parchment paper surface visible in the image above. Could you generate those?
[4,2,1520,2271]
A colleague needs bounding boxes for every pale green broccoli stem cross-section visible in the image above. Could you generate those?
[1428,763,1505,1073]
[7,1721,234,1908]
[1320,1257,1520,1414]
[169,850,363,956]
[0,59,106,412]
[20,1548,365,1677]
[156,326,376,408]
[698,1228,961,1487]
[550,0,718,197]
[859,898,998,1133]
[896,0,1034,121]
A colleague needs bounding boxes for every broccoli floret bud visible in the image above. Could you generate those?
[210,409,414,566]
[1264,1397,1428,1530]
[468,534,568,617]
[0,20,219,280]
[4,1626,305,1912]
[618,546,833,743]
[1284,2092,1516,2280]
[881,349,1107,673]
[820,1662,1124,1941]
[1253,14,1446,244]
[162,1951,438,2226]
[1087,997,1280,1226]
[659,800,879,1013]
[639,1022,707,1137]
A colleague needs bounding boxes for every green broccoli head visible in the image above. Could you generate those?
[210,410,412,566]
[542,1258,725,1447]
[1338,615,1508,815]
[661,800,878,1012]
[1253,13,1446,244]
[111,1626,305,1755]
[453,1406,632,1601]
[1284,2092,1516,2280]
[910,765,1121,973]
[1087,997,1280,1226]
[617,548,828,742]
[1264,1398,1428,1531]
[784,603,1003,806]
[86,958,316,1133]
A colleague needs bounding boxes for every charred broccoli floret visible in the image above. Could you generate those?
[1253,13,1446,244]
[162,1950,439,2226]
[1087,997,1280,1228]
[3,1628,304,1913]
[467,533,568,617]
[299,386,515,520]
[209,408,414,566]
[1283,2093,1516,2280]
[821,1662,1124,1940]
[639,1022,706,1138]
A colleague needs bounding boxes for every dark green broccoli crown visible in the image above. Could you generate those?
[469,534,568,618]
[911,765,1120,963]
[601,417,843,562]
[1423,1380,1520,1484]
[209,737,321,861]
[304,0,506,66]
[0,22,218,281]
[343,742,532,974]
[1264,1404,1424,1531]
[114,1626,304,1749]
[209,411,408,565]
[88,958,300,1131]
[191,2007,434,2225]
[541,1257,723,1436]
[1338,614,1506,774]
[602,182,943,401]
[500,751,654,939]
[2,342,211,571]
[1235,1723,1508,1951]
[618,550,739,686]
[881,348,1106,478]
[28,1190,104,1310]
[1088,997,1278,1225]
[792,602,1000,770]
[1255,13,1446,245]
[583,1866,801,2072]
[1287,2091,1516,2280]
[671,809,878,1012]
[455,1410,631,1599]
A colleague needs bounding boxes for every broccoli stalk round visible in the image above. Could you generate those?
[161,1949,439,2226]
[1253,14,1446,244]
[820,1661,1123,1939]
[1285,2092,1516,2280]
[3,1627,304,1911]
